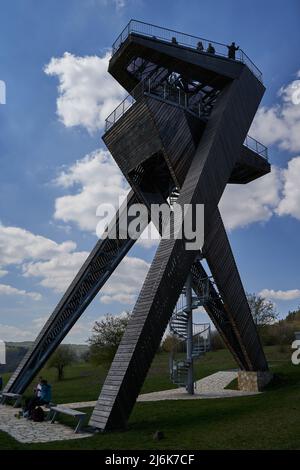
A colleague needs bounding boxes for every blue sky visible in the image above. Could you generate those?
[0,0,300,343]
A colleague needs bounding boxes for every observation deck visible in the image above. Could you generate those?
[108,19,263,95]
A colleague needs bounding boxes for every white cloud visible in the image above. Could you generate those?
[0,323,34,342]
[250,71,300,152]
[112,0,126,9]
[259,288,300,301]
[221,72,300,228]
[44,52,125,134]
[23,251,89,293]
[22,246,149,306]
[0,224,76,268]
[137,222,160,249]
[54,153,284,236]
[54,150,162,246]
[0,284,42,301]
[100,256,150,305]
[219,167,282,230]
[276,156,300,219]
[64,318,94,343]
[92,0,127,10]
[54,149,128,233]
[0,315,93,344]
[31,316,50,331]
[0,224,85,308]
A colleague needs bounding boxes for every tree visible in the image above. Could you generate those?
[161,334,183,353]
[286,307,300,323]
[88,312,130,367]
[210,330,225,350]
[48,345,76,381]
[247,292,279,327]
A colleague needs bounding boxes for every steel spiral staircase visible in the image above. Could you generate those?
[169,281,211,387]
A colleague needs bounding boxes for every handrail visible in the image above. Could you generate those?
[105,80,268,161]
[244,134,268,160]
[193,323,211,338]
[105,76,203,132]
[112,19,263,83]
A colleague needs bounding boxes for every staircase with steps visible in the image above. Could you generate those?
[169,285,211,387]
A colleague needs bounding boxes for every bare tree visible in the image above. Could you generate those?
[247,292,278,327]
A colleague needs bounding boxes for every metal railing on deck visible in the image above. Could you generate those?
[244,135,268,160]
[112,20,263,83]
[104,79,268,161]
[105,77,203,132]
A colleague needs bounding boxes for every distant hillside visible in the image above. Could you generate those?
[285,309,300,329]
[259,307,300,347]
[0,343,28,375]
[6,341,34,348]
[0,342,89,374]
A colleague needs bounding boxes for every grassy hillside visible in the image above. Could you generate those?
[0,342,89,374]
[1,345,299,449]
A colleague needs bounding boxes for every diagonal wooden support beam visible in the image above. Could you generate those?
[89,219,199,430]
[3,190,147,395]
[191,261,249,370]
[203,207,268,371]
[90,67,268,430]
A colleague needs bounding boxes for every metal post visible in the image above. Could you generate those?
[185,273,194,394]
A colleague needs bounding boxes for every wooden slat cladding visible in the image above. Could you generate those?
[191,262,249,370]
[104,94,268,189]
[203,207,268,371]
[103,96,203,189]
[4,190,148,394]
[103,99,162,177]
[146,98,204,187]
[229,146,270,184]
[89,66,267,431]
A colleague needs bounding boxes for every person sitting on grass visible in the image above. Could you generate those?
[24,379,52,418]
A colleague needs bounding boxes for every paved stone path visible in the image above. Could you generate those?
[61,401,97,409]
[0,405,92,443]
[61,371,260,408]
[137,371,260,402]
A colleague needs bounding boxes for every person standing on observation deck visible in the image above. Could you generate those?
[227,42,239,59]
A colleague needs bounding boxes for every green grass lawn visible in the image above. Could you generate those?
[1,345,299,450]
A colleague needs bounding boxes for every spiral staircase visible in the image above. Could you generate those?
[169,281,211,387]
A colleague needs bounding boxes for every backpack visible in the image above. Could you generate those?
[32,406,45,422]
